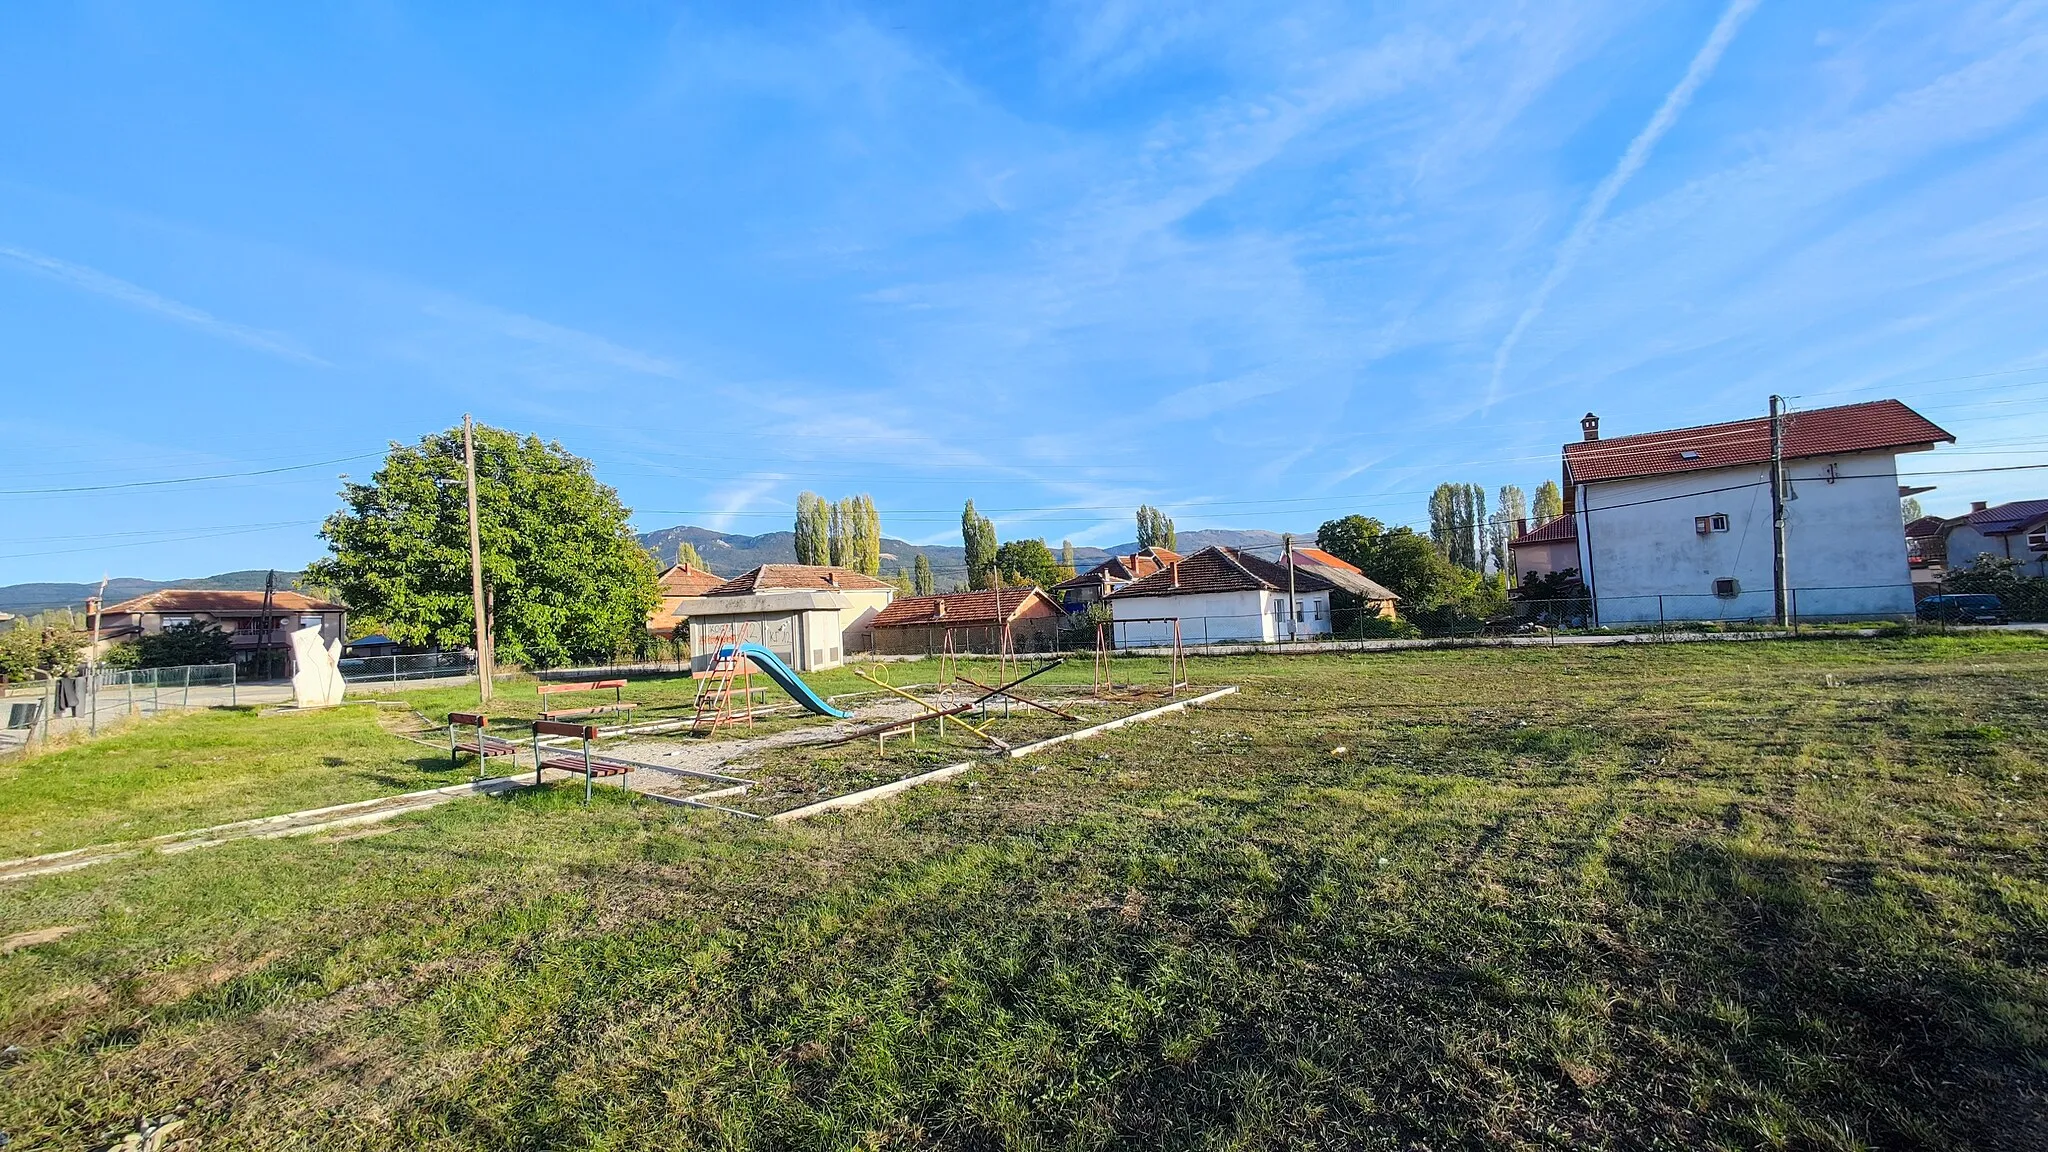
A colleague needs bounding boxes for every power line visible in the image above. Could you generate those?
[0,452,379,496]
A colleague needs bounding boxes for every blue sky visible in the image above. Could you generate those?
[4,1,2047,584]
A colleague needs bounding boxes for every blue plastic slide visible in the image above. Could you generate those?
[721,643,852,719]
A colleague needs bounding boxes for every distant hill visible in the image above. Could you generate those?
[635,526,1288,586]
[0,570,303,615]
[0,527,1292,614]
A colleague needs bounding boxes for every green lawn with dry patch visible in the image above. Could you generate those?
[1,635,2045,1150]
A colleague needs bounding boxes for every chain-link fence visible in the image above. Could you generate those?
[0,662,248,755]
[338,650,477,684]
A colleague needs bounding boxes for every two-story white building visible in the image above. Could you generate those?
[1540,400,1952,625]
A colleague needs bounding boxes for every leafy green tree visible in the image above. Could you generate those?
[672,540,709,571]
[1533,480,1564,526]
[133,621,235,669]
[1060,539,1075,569]
[794,492,830,565]
[994,539,1063,589]
[1491,484,1527,574]
[849,494,882,575]
[1317,516,1460,607]
[828,499,850,567]
[962,500,998,590]
[1428,483,1488,569]
[1136,505,1177,551]
[0,624,86,681]
[1901,496,1924,524]
[305,423,658,669]
[913,553,933,596]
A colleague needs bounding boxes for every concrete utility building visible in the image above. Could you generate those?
[1535,400,1952,625]
[667,565,895,673]
[868,587,1066,655]
[1106,546,1336,645]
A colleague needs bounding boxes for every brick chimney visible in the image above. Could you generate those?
[1580,412,1600,442]
[1972,500,1989,513]
[825,570,838,587]
[1169,561,1180,590]
[1516,517,1528,537]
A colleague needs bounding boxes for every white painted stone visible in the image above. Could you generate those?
[289,624,347,707]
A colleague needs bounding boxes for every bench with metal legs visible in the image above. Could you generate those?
[449,712,520,776]
[531,719,633,804]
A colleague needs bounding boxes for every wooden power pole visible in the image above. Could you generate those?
[463,415,493,704]
[1281,533,1298,641]
[1769,395,1790,628]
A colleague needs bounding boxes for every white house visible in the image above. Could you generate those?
[1557,400,1953,625]
[1935,500,2048,577]
[667,565,895,672]
[1106,546,1336,645]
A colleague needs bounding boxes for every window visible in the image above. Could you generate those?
[1295,603,1305,622]
[1272,599,1285,618]
[299,616,322,627]
[2030,531,2048,553]
[1694,513,1730,534]
[1313,600,1325,620]
[162,616,192,628]
[1712,577,1740,599]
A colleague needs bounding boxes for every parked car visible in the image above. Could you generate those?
[1916,594,2009,624]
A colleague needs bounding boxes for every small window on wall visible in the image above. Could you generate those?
[1712,577,1740,599]
[1313,601,1325,620]
[2030,531,2048,553]
[299,616,322,628]
[1272,600,1285,618]
[163,616,192,628]
[1694,514,1730,534]
[1295,604,1306,622]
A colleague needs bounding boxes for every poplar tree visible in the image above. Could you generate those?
[794,492,830,565]
[913,553,933,596]
[1533,481,1564,526]
[962,500,998,590]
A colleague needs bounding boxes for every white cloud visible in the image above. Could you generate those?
[0,244,330,365]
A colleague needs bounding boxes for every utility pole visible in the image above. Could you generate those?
[86,575,107,736]
[463,414,493,704]
[1769,395,1790,627]
[1281,533,1298,641]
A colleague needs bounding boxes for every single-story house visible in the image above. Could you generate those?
[1553,400,1952,625]
[667,565,895,673]
[342,633,402,658]
[1507,516,1581,585]
[647,561,725,634]
[1284,547,1399,620]
[93,589,348,668]
[1049,547,1180,610]
[1934,499,2048,577]
[1106,546,1336,645]
[868,587,1065,656]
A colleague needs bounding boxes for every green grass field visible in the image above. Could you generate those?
[2,635,2044,1149]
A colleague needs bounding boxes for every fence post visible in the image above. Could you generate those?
[231,664,238,708]
[391,655,399,687]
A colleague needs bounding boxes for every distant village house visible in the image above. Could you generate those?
[868,588,1065,656]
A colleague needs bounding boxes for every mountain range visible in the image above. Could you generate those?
[0,526,1289,613]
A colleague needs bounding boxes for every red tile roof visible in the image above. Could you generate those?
[1108,546,1335,599]
[657,563,724,596]
[100,589,344,615]
[1288,547,1360,574]
[1051,547,1181,590]
[870,588,1060,629]
[1508,516,1578,547]
[1285,549,1401,601]
[704,565,895,596]
[1563,399,1952,485]
[1965,499,2048,534]
[1903,515,1948,540]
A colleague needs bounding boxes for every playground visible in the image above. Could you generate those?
[421,631,1210,820]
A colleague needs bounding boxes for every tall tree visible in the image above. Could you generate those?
[672,540,709,571]
[1060,539,1075,569]
[793,492,830,565]
[305,423,658,668]
[1428,484,1460,560]
[912,552,933,596]
[1532,480,1564,526]
[995,539,1063,589]
[1136,505,1177,550]
[1316,515,1458,607]
[962,500,998,590]
[1490,484,1527,574]
[1429,483,1487,569]
[1901,496,1924,524]
[858,494,883,575]
[829,498,851,567]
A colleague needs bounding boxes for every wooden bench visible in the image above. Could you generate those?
[448,712,519,774]
[537,679,639,722]
[531,719,634,804]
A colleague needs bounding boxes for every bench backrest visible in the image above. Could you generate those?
[536,679,627,697]
[449,711,487,727]
[533,719,600,740]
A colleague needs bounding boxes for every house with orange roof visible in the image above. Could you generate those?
[868,587,1065,655]
[1106,546,1337,644]
[1543,400,1952,624]
[646,561,725,634]
[93,589,347,670]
